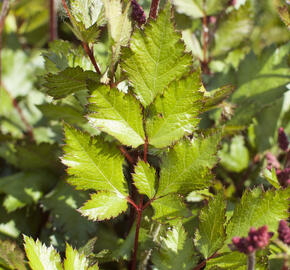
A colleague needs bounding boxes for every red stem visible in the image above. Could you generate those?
[120,146,135,164]
[82,42,101,75]
[49,0,58,41]
[202,11,210,74]
[149,0,159,19]
[127,197,140,211]
[61,0,71,19]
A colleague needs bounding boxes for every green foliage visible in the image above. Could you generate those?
[121,3,192,106]
[1,0,289,269]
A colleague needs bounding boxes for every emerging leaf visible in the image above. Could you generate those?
[80,191,128,221]
[157,131,221,196]
[23,235,62,270]
[132,160,156,199]
[44,67,98,99]
[121,2,192,106]
[195,192,226,258]
[87,82,145,148]
[146,72,203,148]
[62,124,128,196]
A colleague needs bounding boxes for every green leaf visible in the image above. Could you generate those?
[132,160,156,199]
[103,0,132,63]
[70,0,105,29]
[152,194,188,221]
[195,192,226,259]
[219,135,249,173]
[263,168,280,189]
[42,181,97,247]
[87,82,145,148]
[64,244,99,270]
[225,188,290,248]
[212,2,253,56]
[0,171,56,212]
[203,85,234,112]
[23,236,62,270]
[67,21,100,43]
[172,0,229,18]
[157,131,221,196]
[152,225,198,270]
[79,191,128,221]
[205,251,247,270]
[44,67,98,99]
[62,124,128,196]
[121,3,192,106]
[274,0,290,28]
[146,73,203,148]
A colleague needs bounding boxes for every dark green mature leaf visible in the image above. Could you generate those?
[42,181,97,247]
[157,131,221,196]
[152,225,198,269]
[87,82,145,148]
[212,2,253,56]
[0,171,56,212]
[225,188,290,247]
[44,67,98,99]
[195,192,226,258]
[146,73,203,148]
[62,124,128,196]
[80,191,128,221]
[121,2,192,106]
[132,160,156,199]
[228,44,290,126]
[152,194,188,221]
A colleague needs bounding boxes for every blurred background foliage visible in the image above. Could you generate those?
[0,0,289,269]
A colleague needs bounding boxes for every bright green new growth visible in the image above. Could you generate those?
[146,72,203,148]
[132,160,156,199]
[87,82,145,148]
[80,191,128,221]
[62,124,128,197]
[121,3,192,106]
[24,236,99,270]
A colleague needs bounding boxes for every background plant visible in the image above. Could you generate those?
[0,0,289,270]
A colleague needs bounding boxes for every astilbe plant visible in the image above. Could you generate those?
[19,1,290,270]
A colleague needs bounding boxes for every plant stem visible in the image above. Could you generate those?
[149,0,159,19]
[61,0,71,19]
[49,0,58,41]
[120,146,135,164]
[82,42,101,75]
[143,136,148,163]
[127,196,140,211]
[201,10,210,74]
[193,252,218,270]
[247,252,256,270]
[0,0,10,86]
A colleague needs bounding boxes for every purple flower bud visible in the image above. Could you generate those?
[265,152,280,170]
[277,168,290,188]
[278,127,289,151]
[278,220,290,245]
[232,226,273,254]
[131,0,146,26]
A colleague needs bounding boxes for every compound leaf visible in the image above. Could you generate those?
[87,82,145,148]
[80,191,128,221]
[146,73,203,148]
[121,3,192,106]
[132,160,156,199]
[195,192,226,259]
[23,236,62,270]
[157,131,221,196]
[44,67,98,99]
[62,124,128,196]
